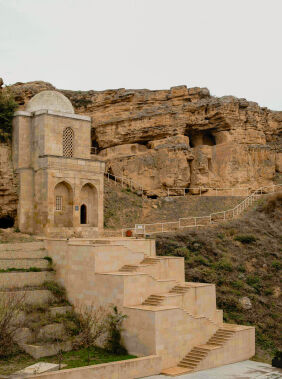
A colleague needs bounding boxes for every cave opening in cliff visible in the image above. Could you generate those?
[147,195,158,199]
[202,132,216,146]
[0,216,14,229]
[186,130,217,148]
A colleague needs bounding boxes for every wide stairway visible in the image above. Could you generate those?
[177,327,236,371]
[0,241,73,359]
[111,249,255,375]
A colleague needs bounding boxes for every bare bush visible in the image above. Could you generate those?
[73,304,109,364]
[0,292,26,357]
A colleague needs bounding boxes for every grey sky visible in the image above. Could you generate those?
[1,0,281,110]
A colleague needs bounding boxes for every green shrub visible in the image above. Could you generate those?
[29,267,41,272]
[231,280,244,289]
[272,260,281,271]
[234,234,257,244]
[194,255,210,266]
[264,288,273,296]
[106,306,128,355]
[43,281,66,302]
[0,90,17,143]
[246,275,262,293]
[43,256,53,264]
[174,247,189,257]
[214,258,233,272]
[237,264,246,273]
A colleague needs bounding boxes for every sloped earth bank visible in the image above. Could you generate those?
[104,180,243,230]
[156,193,282,363]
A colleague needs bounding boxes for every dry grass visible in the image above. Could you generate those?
[104,180,243,229]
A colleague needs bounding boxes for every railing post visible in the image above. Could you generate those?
[107,173,110,182]
[168,188,170,197]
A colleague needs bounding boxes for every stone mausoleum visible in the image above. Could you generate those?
[12,91,105,236]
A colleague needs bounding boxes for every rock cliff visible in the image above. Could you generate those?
[0,80,281,219]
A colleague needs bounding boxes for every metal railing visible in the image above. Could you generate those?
[104,172,145,195]
[121,184,281,236]
[167,187,252,197]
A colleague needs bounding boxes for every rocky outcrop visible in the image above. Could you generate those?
[2,80,282,202]
[0,144,18,221]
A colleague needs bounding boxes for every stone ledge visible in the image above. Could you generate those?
[26,355,162,379]
[33,109,91,121]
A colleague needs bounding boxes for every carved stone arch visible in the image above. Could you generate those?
[54,181,73,227]
[80,183,98,226]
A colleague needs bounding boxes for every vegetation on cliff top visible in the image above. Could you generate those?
[0,90,17,143]
[156,193,282,363]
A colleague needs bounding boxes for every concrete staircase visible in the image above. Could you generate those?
[0,242,54,295]
[119,264,139,272]
[178,346,210,370]
[142,294,165,306]
[169,284,190,294]
[119,255,161,273]
[207,327,236,346]
[162,326,238,376]
[140,256,160,264]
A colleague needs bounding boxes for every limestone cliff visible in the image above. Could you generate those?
[0,80,281,219]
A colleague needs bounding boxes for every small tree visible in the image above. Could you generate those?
[0,292,25,357]
[0,89,17,143]
[74,304,109,365]
[106,305,128,355]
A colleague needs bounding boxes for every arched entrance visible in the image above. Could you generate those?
[80,204,87,224]
[54,181,73,227]
[80,183,98,226]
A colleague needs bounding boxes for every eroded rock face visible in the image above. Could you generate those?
[2,81,281,205]
[0,145,18,221]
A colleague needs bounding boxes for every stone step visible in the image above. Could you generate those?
[181,357,202,363]
[187,352,208,358]
[143,301,162,305]
[0,289,54,305]
[0,258,49,270]
[142,294,165,306]
[49,305,72,316]
[0,242,44,252]
[141,258,160,264]
[0,249,47,259]
[178,362,197,368]
[209,336,230,342]
[0,271,55,289]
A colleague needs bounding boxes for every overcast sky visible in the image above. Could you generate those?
[1,0,281,110]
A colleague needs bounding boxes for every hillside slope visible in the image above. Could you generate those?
[156,193,282,362]
[104,180,243,229]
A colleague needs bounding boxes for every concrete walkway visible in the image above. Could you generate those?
[143,360,282,379]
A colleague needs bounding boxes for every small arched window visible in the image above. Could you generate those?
[63,127,74,157]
